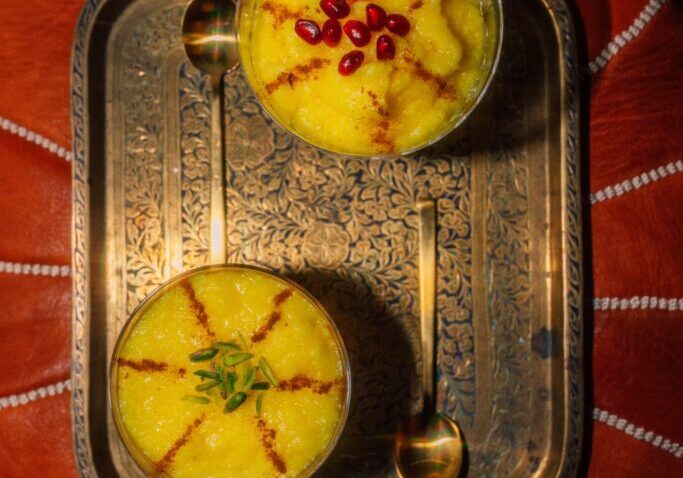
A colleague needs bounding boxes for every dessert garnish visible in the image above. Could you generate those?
[186,342,279,417]
[294,0,411,75]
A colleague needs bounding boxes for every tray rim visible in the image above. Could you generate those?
[69,0,584,476]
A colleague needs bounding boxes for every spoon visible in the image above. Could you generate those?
[395,199,464,478]
[182,0,240,264]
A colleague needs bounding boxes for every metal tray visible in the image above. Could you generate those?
[70,0,583,476]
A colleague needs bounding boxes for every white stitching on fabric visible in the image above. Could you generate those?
[0,379,71,411]
[594,407,683,458]
[0,115,72,162]
[0,261,70,277]
[594,297,683,311]
[588,0,668,75]
[590,160,683,205]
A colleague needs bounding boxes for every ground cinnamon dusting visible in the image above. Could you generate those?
[371,118,395,152]
[117,358,168,372]
[403,54,457,100]
[265,58,330,94]
[261,1,306,28]
[278,375,340,394]
[251,311,282,342]
[257,419,287,473]
[367,90,389,116]
[273,289,293,307]
[180,280,216,339]
[155,415,205,471]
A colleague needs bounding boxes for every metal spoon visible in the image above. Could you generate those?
[182,0,239,264]
[395,199,464,478]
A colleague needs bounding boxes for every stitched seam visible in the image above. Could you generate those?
[0,260,71,277]
[594,297,683,311]
[594,407,683,458]
[0,115,72,162]
[0,379,71,411]
[590,160,683,205]
[588,0,668,75]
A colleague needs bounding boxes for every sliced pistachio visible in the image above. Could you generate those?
[182,395,210,404]
[256,392,264,417]
[219,369,228,399]
[193,370,220,380]
[223,353,253,367]
[226,371,237,394]
[212,341,241,351]
[224,392,247,413]
[189,347,218,362]
[243,366,259,391]
[252,382,270,390]
[195,380,220,392]
[259,357,278,387]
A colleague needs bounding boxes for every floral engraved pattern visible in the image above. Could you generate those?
[179,61,211,268]
[120,7,184,312]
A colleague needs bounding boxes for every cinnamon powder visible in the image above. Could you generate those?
[265,58,330,94]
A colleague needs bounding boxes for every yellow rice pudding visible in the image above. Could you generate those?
[111,267,348,478]
[238,0,499,155]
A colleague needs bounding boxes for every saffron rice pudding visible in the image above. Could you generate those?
[238,0,501,155]
[111,266,349,477]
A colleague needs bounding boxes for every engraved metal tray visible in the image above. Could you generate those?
[70,0,583,476]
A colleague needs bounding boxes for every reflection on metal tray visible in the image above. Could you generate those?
[70,0,583,476]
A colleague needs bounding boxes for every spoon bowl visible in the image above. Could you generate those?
[395,413,464,478]
[182,0,240,80]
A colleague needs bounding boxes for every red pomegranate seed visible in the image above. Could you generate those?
[343,20,371,47]
[366,4,387,31]
[295,19,322,44]
[322,19,342,46]
[338,50,365,76]
[376,34,395,60]
[386,14,410,36]
[319,0,350,19]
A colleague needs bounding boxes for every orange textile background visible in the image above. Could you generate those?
[0,0,681,476]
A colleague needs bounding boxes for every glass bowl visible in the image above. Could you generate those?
[110,264,351,478]
[236,0,503,158]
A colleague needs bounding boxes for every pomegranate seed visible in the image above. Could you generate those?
[343,20,371,47]
[366,4,387,31]
[295,19,322,44]
[322,19,342,46]
[319,0,350,19]
[386,14,410,36]
[376,34,395,60]
[338,50,365,76]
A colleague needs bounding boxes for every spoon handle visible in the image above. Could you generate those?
[418,199,437,411]
[209,75,227,264]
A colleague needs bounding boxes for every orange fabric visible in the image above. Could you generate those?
[0,0,682,477]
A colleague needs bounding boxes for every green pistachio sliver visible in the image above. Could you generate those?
[259,357,278,387]
[195,380,220,392]
[223,353,253,367]
[212,341,241,351]
[256,392,264,417]
[252,382,270,390]
[226,371,237,394]
[243,366,259,391]
[224,392,247,413]
[193,370,220,380]
[219,370,228,399]
[189,347,218,362]
[182,395,210,404]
